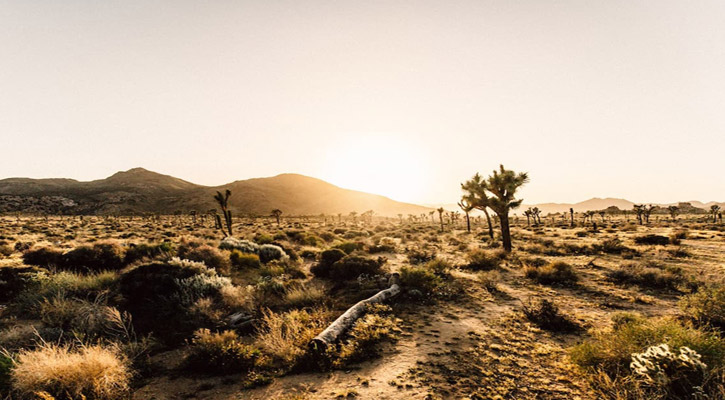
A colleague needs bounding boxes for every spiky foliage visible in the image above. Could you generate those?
[460,173,495,239]
[436,207,445,232]
[457,197,475,232]
[271,209,283,226]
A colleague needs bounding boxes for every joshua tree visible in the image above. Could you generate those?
[633,204,645,225]
[461,173,495,239]
[472,165,529,252]
[711,205,722,223]
[213,189,233,237]
[458,197,475,232]
[349,211,358,223]
[437,207,445,232]
[397,213,404,224]
[271,209,283,226]
[643,204,655,224]
[667,205,679,221]
[523,208,532,227]
[569,208,575,227]
[531,207,542,225]
[598,211,606,222]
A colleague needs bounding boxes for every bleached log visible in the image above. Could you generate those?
[309,273,400,352]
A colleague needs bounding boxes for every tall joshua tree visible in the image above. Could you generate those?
[458,197,475,232]
[436,207,445,232]
[461,173,495,239]
[213,189,233,237]
[271,209,283,226]
[633,204,645,225]
[569,208,575,227]
[481,165,529,252]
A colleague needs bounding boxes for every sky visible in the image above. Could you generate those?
[1,0,724,205]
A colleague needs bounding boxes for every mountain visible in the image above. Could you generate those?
[0,168,431,216]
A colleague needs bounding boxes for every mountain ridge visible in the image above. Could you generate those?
[0,168,431,216]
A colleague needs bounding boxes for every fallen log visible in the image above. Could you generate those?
[309,273,400,352]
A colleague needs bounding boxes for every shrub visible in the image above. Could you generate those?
[22,247,63,268]
[571,317,725,398]
[464,249,504,271]
[123,242,174,264]
[607,263,687,291]
[253,233,275,245]
[229,250,262,270]
[328,256,386,281]
[406,248,436,265]
[671,230,689,240]
[525,261,578,286]
[478,270,500,293]
[185,329,261,375]
[14,271,118,315]
[258,244,287,264]
[634,234,670,246]
[0,265,45,302]
[118,258,230,343]
[0,244,13,258]
[178,244,230,273]
[310,249,346,278]
[522,299,580,332]
[680,285,725,330]
[254,308,329,367]
[594,238,630,254]
[0,354,11,394]
[571,317,725,374]
[219,237,259,254]
[283,283,326,308]
[333,307,399,367]
[60,243,125,272]
[424,258,452,275]
[400,266,441,296]
[39,294,116,339]
[334,241,364,255]
[10,343,131,400]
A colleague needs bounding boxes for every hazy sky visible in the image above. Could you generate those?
[1,0,724,205]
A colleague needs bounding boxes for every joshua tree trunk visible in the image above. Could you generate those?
[499,213,512,252]
[482,208,494,239]
[465,212,471,232]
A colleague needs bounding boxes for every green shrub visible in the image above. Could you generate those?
[334,241,364,255]
[178,245,230,273]
[424,258,452,275]
[400,266,441,296]
[571,316,725,374]
[328,256,386,281]
[607,263,688,291]
[310,249,346,278]
[680,285,725,330]
[464,249,505,271]
[185,329,261,375]
[14,271,118,315]
[22,247,63,268]
[229,250,262,270]
[253,233,274,245]
[119,258,231,344]
[332,307,399,367]
[60,242,125,272]
[0,265,45,302]
[522,299,580,332]
[524,261,578,286]
[258,244,287,264]
[124,242,175,264]
[0,354,11,394]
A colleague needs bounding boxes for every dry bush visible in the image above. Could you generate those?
[332,306,399,367]
[177,244,230,273]
[525,261,578,286]
[185,329,261,375]
[680,285,725,330]
[400,266,441,296]
[10,343,131,400]
[464,248,505,271]
[522,299,580,332]
[254,308,329,366]
[633,234,670,246]
[478,270,501,293]
[283,282,326,309]
[607,263,689,291]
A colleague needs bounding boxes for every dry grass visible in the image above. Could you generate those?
[10,342,131,399]
[254,308,329,366]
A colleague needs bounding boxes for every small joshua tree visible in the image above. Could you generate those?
[271,209,282,226]
[570,208,575,227]
[667,205,679,222]
[213,190,233,237]
[457,197,474,232]
[633,204,645,225]
[437,207,445,232]
[710,205,721,223]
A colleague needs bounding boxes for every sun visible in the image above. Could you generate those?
[321,134,431,203]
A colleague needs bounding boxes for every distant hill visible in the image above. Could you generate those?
[0,168,432,216]
[430,197,723,216]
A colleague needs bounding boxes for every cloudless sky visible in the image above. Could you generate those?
[1,0,724,204]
